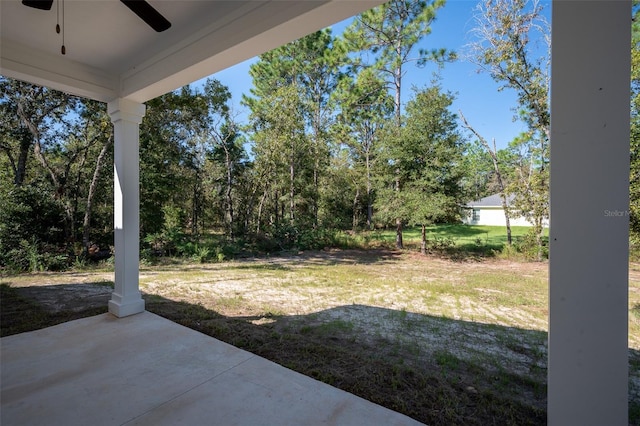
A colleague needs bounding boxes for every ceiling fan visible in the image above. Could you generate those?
[21,0,172,32]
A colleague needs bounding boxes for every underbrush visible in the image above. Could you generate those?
[15,223,640,274]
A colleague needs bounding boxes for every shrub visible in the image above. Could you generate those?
[0,185,68,272]
[191,246,211,263]
[427,236,456,252]
[4,239,68,273]
[497,243,520,259]
[297,228,339,251]
[514,228,548,261]
[142,205,188,257]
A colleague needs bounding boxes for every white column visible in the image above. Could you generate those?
[549,1,630,424]
[108,98,146,318]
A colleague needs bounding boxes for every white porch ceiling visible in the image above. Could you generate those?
[0,0,384,103]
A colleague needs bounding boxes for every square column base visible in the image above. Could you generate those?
[108,298,145,318]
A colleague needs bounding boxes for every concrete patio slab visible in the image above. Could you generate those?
[1,312,423,426]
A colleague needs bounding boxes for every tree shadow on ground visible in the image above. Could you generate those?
[426,224,490,238]
[240,249,405,266]
[140,249,405,271]
[0,283,109,336]
[143,299,551,425]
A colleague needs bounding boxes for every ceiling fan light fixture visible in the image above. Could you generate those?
[21,0,170,56]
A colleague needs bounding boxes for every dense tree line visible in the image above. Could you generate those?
[8,0,628,271]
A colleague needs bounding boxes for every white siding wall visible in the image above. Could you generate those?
[463,207,542,227]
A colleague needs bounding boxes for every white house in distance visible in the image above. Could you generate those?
[463,193,549,227]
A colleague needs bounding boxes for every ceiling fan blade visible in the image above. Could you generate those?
[22,0,54,10]
[120,0,171,32]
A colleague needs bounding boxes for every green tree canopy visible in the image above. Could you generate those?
[375,86,465,253]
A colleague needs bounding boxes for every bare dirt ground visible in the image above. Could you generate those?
[3,250,637,425]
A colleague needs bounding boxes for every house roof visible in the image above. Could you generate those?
[466,193,515,208]
[1,0,384,103]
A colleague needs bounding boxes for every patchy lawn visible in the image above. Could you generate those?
[3,250,639,425]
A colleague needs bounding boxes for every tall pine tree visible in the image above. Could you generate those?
[343,0,453,248]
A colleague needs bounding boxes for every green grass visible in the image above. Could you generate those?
[434,349,462,371]
[382,223,543,243]
[353,224,547,257]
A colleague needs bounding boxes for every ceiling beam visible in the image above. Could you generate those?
[1,39,117,102]
[120,0,385,103]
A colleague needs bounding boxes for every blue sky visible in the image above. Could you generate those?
[206,0,550,151]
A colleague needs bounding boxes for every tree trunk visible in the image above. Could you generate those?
[459,113,512,245]
[535,219,544,262]
[290,159,295,222]
[394,47,403,127]
[494,161,512,245]
[393,47,404,249]
[312,125,320,230]
[313,165,319,229]
[72,148,89,238]
[366,152,373,230]
[420,223,427,255]
[396,218,403,250]
[272,190,277,226]
[245,177,260,233]
[225,148,234,239]
[13,129,31,186]
[352,187,360,232]
[395,172,403,250]
[256,189,268,234]
[497,177,512,247]
[192,173,199,236]
[82,137,112,256]
[62,200,75,245]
